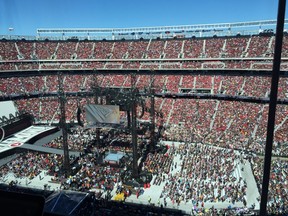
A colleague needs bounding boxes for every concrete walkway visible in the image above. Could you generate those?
[239,159,260,209]
[0,170,61,191]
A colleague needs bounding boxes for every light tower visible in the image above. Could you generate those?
[131,73,138,178]
[57,72,71,176]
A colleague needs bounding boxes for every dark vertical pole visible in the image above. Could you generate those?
[93,75,101,147]
[131,74,138,178]
[58,72,71,176]
[260,0,286,215]
[127,111,131,128]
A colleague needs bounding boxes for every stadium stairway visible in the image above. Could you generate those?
[239,159,260,209]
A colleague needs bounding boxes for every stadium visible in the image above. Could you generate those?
[0,16,288,216]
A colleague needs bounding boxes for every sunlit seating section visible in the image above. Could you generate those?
[76,41,94,59]
[122,61,140,69]
[246,36,271,57]
[165,75,181,92]
[204,38,225,58]
[181,61,202,69]
[111,41,129,59]
[225,60,252,69]
[281,35,288,57]
[16,41,34,60]
[183,39,204,58]
[164,40,182,59]
[15,99,41,121]
[146,40,165,59]
[180,75,195,89]
[94,41,113,59]
[63,75,85,92]
[224,37,249,58]
[195,75,212,89]
[220,76,245,95]
[242,76,271,97]
[56,42,77,59]
[0,41,18,60]
[127,41,149,59]
[35,41,57,60]
[251,157,288,214]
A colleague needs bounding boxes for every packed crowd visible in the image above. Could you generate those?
[0,121,284,214]
[0,152,67,180]
[42,127,138,192]
[1,73,287,156]
[1,35,288,71]
[0,74,286,99]
[0,126,134,192]
[251,156,288,215]
[43,127,96,151]
[0,34,287,215]
[59,155,124,192]
[94,198,258,216]
[162,99,288,156]
[143,143,248,207]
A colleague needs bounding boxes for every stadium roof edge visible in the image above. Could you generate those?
[1,20,287,41]
[36,20,287,34]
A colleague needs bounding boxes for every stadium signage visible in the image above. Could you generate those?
[9,142,23,147]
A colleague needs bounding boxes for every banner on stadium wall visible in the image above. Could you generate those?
[85,104,120,126]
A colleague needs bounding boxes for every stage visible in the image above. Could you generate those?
[0,125,58,154]
[103,151,126,166]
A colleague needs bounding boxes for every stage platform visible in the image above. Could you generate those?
[104,151,125,165]
[0,125,58,154]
